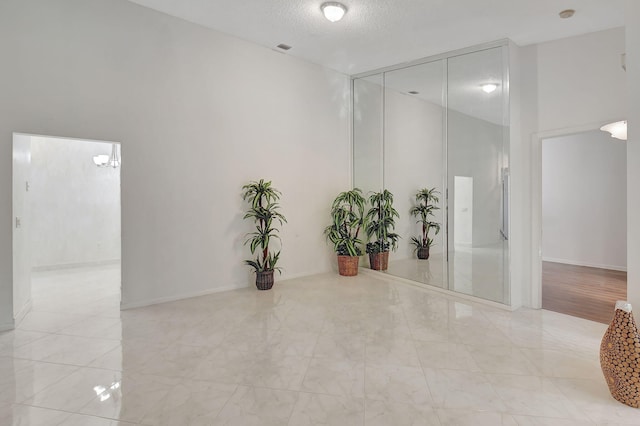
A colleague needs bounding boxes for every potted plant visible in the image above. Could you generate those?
[324,188,366,276]
[242,179,287,290]
[365,189,400,271]
[409,187,441,260]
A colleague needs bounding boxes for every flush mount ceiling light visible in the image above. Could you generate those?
[559,9,575,19]
[600,120,627,141]
[93,143,121,168]
[321,2,347,22]
[481,83,498,93]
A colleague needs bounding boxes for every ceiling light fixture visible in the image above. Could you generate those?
[559,9,575,19]
[481,83,498,94]
[93,143,121,168]
[321,2,347,22]
[600,120,627,141]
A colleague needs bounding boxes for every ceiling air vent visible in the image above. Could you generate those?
[276,44,292,51]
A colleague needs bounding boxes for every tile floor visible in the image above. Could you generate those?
[1,264,640,425]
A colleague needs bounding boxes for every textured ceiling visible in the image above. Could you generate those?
[126,0,625,75]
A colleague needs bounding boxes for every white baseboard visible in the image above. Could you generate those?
[117,268,335,311]
[542,257,627,272]
[120,282,250,310]
[0,321,15,332]
[13,298,33,327]
[32,259,120,272]
[278,270,332,282]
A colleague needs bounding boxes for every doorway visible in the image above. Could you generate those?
[540,129,627,323]
[12,134,122,327]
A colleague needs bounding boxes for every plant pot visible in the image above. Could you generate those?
[369,252,389,271]
[337,255,359,276]
[417,246,430,260]
[255,270,274,290]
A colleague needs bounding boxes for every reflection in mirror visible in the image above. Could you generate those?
[447,46,509,304]
[381,61,446,288]
[353,74,384,194]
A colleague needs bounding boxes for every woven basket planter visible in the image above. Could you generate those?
[417,246,430,260]
[337,255,359,276]
[255,270,275,290]
[369,252,389,271]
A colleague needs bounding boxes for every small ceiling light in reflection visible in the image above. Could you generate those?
[481,83,498,93]
[600,120,627,141]
[321,2,347,22]
[93,143,121,168]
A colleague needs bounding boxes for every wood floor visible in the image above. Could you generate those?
[542,261,627,324]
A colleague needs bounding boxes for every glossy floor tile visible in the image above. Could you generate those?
[0,264,639,425]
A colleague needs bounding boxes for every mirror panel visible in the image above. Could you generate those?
[447,46,510,304]
[352,44,510,306]
[353,74,384,194]
[383,61,446,288]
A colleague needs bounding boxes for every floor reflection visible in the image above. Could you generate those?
[381,242,509,304]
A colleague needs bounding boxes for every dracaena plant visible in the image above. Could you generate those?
[365,189,400,254]
[242,179,286,273]
[324,188,366,257]
[409,187,441,250]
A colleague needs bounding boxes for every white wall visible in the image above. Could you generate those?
[536,28,627,131]
[0,0,351,321]
[626,0,640,312]
[542,131,627,270]
[508,40,528,309]
[517,27,627,308]
[11,135,32,329]
[30,136,121,269]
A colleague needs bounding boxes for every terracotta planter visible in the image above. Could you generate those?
[255,270,274,290]
[600,301,640,408]
[417,246,430,260]
[337,255,359,276]
[369,252,389,271]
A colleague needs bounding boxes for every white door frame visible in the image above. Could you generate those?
[11,133,123,327]
[529,120,624,309]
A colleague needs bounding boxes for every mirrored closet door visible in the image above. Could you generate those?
[352,43,510,305]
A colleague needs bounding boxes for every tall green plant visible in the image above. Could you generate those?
[365,189,400,254]
[409,187,441,250]
[324,188,366,257]
[242,179,286,272]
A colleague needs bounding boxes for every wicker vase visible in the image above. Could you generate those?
[369,252,389,271]
[337,255,359,276]
[600,301,640,408]
[417,246,430,260]
[255,270,274,290]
